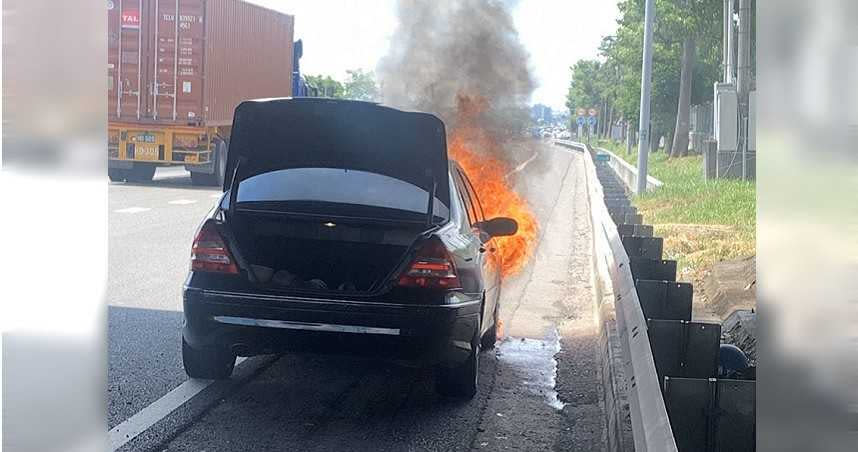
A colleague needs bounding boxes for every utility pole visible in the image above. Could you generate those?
[636,0,655,195]
[602,100,608,138]
[723,0,731,82]
[726,0,735,83]
[737,0,751,180]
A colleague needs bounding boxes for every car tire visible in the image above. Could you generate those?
[480,301,499,350]
[108,168,129,182]
[436,322,480,399]
[182,338,236,380]
[126,164,155,183]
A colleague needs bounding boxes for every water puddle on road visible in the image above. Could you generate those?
[496,328,566,410]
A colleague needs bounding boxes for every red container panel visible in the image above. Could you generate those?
[108,0,293,126]
[204,0,294,125]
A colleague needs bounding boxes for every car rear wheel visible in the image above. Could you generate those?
[436,322,480,399]
[182,338,236,380]
[480,301,499,350]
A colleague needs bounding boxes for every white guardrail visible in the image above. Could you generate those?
[556,140,677,452]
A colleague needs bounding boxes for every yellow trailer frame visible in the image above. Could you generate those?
[107,122,230,168]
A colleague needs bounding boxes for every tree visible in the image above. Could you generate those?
[343,69,379,102]
[668,0,722,158]
[565,0,723,156]
[565,60,603,114]
[304,74,344,98]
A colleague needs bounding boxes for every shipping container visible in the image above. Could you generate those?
[107,0,294,184]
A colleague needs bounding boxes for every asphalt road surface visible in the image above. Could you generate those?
[108,166,221,429]
[108,142,607,451]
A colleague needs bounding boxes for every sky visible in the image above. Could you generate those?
[247,1,618,111]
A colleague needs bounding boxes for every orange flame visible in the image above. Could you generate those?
[448,95,538,277]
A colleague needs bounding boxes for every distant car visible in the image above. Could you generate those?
[182,98,517,398]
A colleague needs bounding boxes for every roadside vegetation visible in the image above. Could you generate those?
[597,139,755,285]
[567,0,758,309]
[305,69,380,101]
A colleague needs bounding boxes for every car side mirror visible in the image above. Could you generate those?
[478,217,518,238]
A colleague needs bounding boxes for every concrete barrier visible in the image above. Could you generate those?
[559,140,678,452]
[555,140,663,193]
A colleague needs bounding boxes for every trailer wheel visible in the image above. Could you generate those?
[126,164,155,183]
[215,140,228,187]
[190,140,226,187]
[108,168,129,182]
[190,171,213,186]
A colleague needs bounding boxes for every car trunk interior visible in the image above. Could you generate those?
[229,210,427,294]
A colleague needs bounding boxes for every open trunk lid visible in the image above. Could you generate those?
[223,98,451,213]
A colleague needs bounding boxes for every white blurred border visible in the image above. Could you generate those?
[1,0,107,450]
[759,0,858,449]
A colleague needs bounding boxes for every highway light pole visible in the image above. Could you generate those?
[636,0,655,196]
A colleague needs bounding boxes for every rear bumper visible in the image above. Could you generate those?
[182,288,481,366]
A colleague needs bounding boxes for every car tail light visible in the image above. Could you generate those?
[191,220,238,274]
[397,237,461,290]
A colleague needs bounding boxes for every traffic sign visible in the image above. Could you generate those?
[576,108,587,117]
[588,108,599,117]
[588,116,598,126]
[576,116,586,126]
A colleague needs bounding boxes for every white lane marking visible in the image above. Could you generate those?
[505,151,539,179]
[168,199,198,205]
[114,207,151,214]
[108,357,247,451]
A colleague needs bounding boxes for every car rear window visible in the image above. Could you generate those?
[230,167,450,220]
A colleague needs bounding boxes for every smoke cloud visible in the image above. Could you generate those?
[377,0,536,159]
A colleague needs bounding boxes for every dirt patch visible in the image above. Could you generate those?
[700,256,758,363]
[654,223,752,280]
[645,223,754,323]
[702,255,756,320]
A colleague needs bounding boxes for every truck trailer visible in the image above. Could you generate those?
[108,0,294,185]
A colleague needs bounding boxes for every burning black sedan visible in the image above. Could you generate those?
[182,98,516,398]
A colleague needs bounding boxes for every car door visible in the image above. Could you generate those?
[454,168,502,324]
